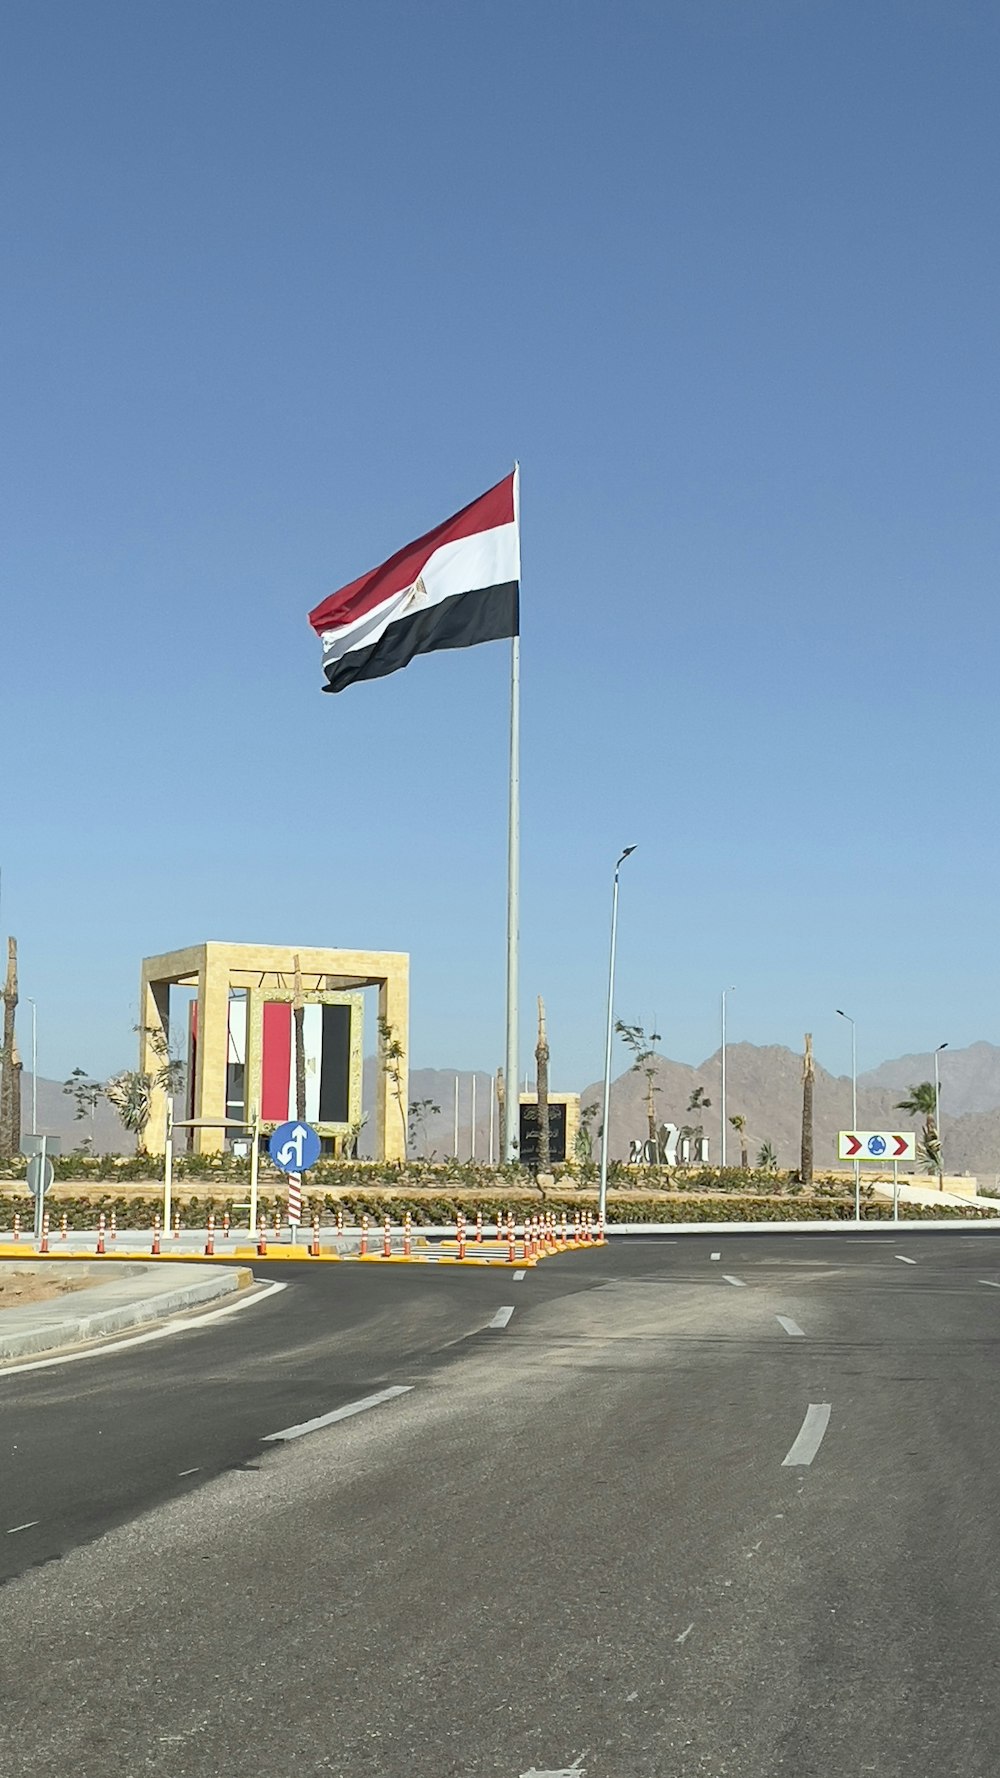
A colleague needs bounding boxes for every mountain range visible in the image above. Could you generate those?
[13,1040,1000,1181]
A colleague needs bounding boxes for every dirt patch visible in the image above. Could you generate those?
[0,1272,93,1310]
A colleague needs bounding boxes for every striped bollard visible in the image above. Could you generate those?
[39,1210,50,1254]
[151,1214,161,1255]
[273,1206,281,1244]
[507,1219,516,1264]
[336,1207,344,1237]
[360,1214,369,1258]
[310,1213,320,1258]
[12,1212,19,1242]
[110,1209,117,1243]
[96,1212,106,1256]
[585,1212,592,1243]
[403,1211,412,1258]
[61,1212,68,1241]
[475,1209,483,1245]
[597,1211,605,1243]
[173,1210,181,1240]
[222,1211,230,1241]
[257,1216,268,1256]
[574,1210,582,1245]
[457,1212,466,1261]
[560,1212,568,1247]
[204,1213,215,1257]
[383,1214,392,1259]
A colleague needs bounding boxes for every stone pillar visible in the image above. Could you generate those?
[376,961,409,1162]
[139,971,171,1156]
[193,947,230,1155]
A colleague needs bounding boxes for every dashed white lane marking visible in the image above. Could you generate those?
[979,1280,1000,1288]
[895,1255,916,1265]
[676,1623,694,1644]
[490,1306,515,1329]
[723,1274,746,1287]
[6,1521,40,1535]
[710,1252,721,1260]
[262,1385,412,1443]
[776,1315,805,1337]
[0,1279,288,1377]
[519,1761,586,1777]
[782,1403,832,1467]
[178,1468,200,1477]
[513,1270,526,1281]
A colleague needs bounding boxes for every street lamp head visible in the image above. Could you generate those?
[836,1008,853,1022]
[937,1041,949,1052]
[615,845,637,871]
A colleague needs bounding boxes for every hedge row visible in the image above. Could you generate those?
[0,1189,989,1229]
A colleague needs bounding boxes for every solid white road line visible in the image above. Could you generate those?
[776,1315,805,1337]
[0,1278,289,1377]
[723,1275,746,1287]
[895,1255,917,1265]
[6,1521,40,1535]
[178,1468,200,1477]
[513,1270,526,1281]
[782,1403,832,1467]
[263,1385,412,1443]
[490,1306,515,1329]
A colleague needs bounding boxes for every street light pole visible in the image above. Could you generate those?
[720,987,735,1168]
[837,1009,858,1221]
[934,1042,948,1189]
[599,846,636,1228]
[27,998,37,1137]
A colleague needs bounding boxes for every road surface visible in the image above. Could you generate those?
[2,1232,1000,1775]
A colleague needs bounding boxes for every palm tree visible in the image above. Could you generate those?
[800,1034,814,1186]
[729,1113,749,1170]
[895,1081,942,1186]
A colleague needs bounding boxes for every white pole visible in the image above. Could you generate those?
[893,1158,899,1222]
[249,1106,260,1235]
[454,1074,459,1158]
[28,998,37,1137]
[720,987,734,1169]
[163,1100,173,1239]
[489,1082,495,1166]
[470,1073,477,1160]
[935,1042,948,1188]
[599,847,636,1226]
[837,1009,858,1220]
[503,577,520,1160]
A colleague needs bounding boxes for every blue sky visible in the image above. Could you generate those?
[3,0,999,1091]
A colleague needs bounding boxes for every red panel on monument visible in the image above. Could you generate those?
[261,1002,292,1122]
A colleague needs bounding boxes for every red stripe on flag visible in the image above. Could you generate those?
[308,473,515,636]
[261,1003,292,1122]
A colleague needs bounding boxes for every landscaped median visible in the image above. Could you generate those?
[0,1261,252,1363]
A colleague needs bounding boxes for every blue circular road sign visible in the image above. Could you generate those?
[867,1134,887,1156]
[268,1120,322,1173]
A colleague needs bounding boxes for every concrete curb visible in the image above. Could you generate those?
[0,1262,251,1361]
[605,1219,1000,1235]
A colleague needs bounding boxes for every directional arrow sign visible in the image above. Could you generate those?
[838,1130,916,1163]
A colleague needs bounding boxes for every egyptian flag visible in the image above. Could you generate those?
[308,469,519,693]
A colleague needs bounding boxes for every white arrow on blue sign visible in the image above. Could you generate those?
[268,1121,322,1173]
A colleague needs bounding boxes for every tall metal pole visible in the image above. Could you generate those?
[837,1010,858,1221]
[504,628,520,1162]
[454,1074,459,1158]
[28,998,37,1136]
[471,1073,477,1161]
[934,1042,948,1188]
[248,1106,260,1236]
[720,987,734,1168]
[599,847,636,1227]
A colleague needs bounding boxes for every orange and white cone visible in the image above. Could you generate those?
[222,1211,230,1241]
[403,1211,412,1258]
[109,1209,117,1243]
[61,1212,68,1241]
[152,1214,161,1255]
[204,1213,215,1257]
[475,1209,483,1245]
[96,1212,106,1256]
[360,1214,369,1258]
[310,1213,320,1258]
[12,1212,19,1243]
[383,1214,392,1259]
[457,1213,466,1261]
[39,1210,49,1254]
[257,1216,268,1256]
[508,1220,516,1264]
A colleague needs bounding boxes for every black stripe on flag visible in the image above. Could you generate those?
[319,1004,351,1123]
[322,582,518,693]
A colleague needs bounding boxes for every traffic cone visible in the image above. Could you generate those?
[204,1213,215,1257]
[222,1211,230,1241]
[96,1212,106,1256]
[310,1213,320,1258]
[403,1211,412,1258]
[109,1209,117,1243]
[336,1207,344,1236]
[61,1212,68,1241]
[457,1212,466,1261]
[39,1211,49,1254]
[382,1214,392,1259]
[360,1214,369,1258]
[475,1209,483,1245]
[273,1206,281,1244]
[173,1210,181,1240]
[151,1214,161,1255]
[257,1216,268,1256]
[508,1220,516,1264]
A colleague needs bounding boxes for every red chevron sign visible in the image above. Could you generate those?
[838,1131,916,1162]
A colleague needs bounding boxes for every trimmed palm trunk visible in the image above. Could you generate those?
[293,953,306,1123]
[0,938,18,1161]
[535,996,550,1175]
[800,1033,814,1185]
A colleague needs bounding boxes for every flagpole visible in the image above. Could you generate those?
[504,630,520,1162]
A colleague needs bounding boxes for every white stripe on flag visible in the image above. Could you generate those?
[304,1003,321,1124]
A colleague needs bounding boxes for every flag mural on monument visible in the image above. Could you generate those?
[308,468,522,1161]
[307,471,520,692]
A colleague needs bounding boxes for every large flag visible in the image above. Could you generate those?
[308,470,519,693]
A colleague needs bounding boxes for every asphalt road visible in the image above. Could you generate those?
[3,1230,1000,1775]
